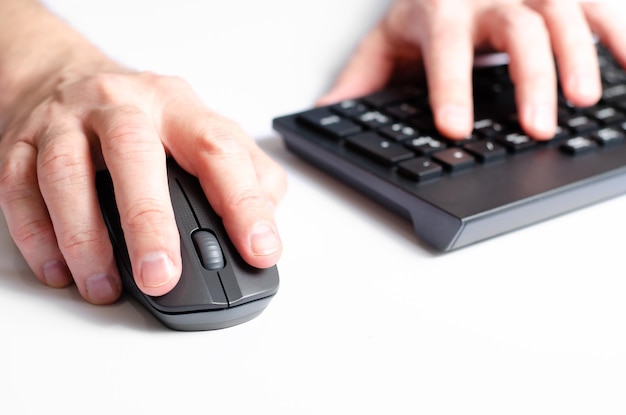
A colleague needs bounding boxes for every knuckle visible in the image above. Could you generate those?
[0,143,41,208]
[86,71,189,105]
[224,187,265,213]
[97,108,160,164]
[0,147,58,252]
[0,155,31,205]
[38,143,89,186]
[60,228,107,261]
[100,107,153,146]
[11,217,56,251]
[122,198,172,235]
[38,141,77,171]
[85,72,131,104]
[195,119,248,159]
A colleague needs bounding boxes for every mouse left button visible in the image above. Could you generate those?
[192,230,225,270]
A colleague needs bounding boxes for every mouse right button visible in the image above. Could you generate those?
[219,264,279,307]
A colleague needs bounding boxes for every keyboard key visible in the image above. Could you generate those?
[496,132,537,152]
[404,135,446,155]
[385,102,423,120]
[473,118,504,138]
[463,140,506,163]
[589,106,626,126]
[593,127,625,147]
[603,84,626,101]
[272,42,626,252]
[397,157,443,181]
[354,110,392,129]
[560,136,598,155]
[331,100,369,117]
[561,114,600,134]
[446,134,479,147]
[408,115,437,132]
[379,123,419,141]
[297,108,362,138]
[345,132,415,165]
[550,125,571,142]
[431,148,475,171]
[602,66,626,85]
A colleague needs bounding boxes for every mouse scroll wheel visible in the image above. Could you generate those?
[192,230,225,270]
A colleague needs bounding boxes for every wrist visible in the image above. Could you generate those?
[0,1,124,134]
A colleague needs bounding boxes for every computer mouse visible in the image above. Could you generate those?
[95,159,279,331]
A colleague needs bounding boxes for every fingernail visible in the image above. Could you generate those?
[42,260,72,288]
[530,103,555,136]
[86,273,120,304]
[140,252,176,288]
[251,222,281,256]
[439,105,471,136]
[572,72,600,101]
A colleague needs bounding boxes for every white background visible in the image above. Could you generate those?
[2,1,626,414]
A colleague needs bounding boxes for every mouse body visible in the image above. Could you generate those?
[96,159,279,331]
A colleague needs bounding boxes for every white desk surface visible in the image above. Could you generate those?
[3,1,626,414]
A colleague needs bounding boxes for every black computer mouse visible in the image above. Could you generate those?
[95,159,279,331]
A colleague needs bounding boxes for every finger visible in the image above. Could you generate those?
[581,2,626,67]
[36,123,122,304]
[93,105,182,297]
[247,143,288,209]
[418,9,475,138]
[0,140,73,289]
[480,4,557,139]
[317,25,396,106]
[167,111,282,269]
[527,0,601,107]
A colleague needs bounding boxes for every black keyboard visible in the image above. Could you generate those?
[273,45,626,251]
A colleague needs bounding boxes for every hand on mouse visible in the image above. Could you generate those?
[0,0,286,304]
[318,0,626,140]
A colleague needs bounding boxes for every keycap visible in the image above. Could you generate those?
[331,100,369,117]
[404,135,446,155]
[379,123,419,141]
[589,106,626,126]
[298,108,362,138]
[593,127,626,147]
[562,114,599,135]
[354,110,392,129]
[496,132,537,152]
[463,140,506,163]
[272,43,626,253]
[397,157,443,181]
[345,132,415,165]
[431,148,475,171]
[560,136,597,155]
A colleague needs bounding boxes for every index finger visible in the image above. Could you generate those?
[164,110,283,270]
[418,9,475,139]
[93,105,182,297]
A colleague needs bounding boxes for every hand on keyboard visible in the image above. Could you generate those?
[318,0,626,141]
[274,43,626,251]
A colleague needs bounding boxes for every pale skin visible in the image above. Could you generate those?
[0,0,286,304]
[319,0,626,141]
[1,0,625,306]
